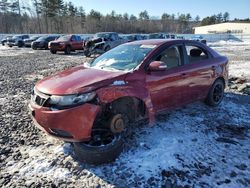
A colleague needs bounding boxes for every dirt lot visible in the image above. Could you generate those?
[0,42,249,188]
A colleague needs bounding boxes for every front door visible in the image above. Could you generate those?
[146,44,189,111]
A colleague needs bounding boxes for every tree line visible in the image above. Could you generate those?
[0,0,248,34]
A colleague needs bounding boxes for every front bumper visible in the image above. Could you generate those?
[24,42,32,47]
[49,44,65,51]
[7,41,17,46]
[29,102,100,142]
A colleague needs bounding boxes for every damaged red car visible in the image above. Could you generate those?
[29,39,228,164]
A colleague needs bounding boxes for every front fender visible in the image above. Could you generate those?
[96,85,156,122]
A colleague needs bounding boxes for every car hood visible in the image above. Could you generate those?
[33,40,44,43]
[50,40,67,43]
[24,39,33,42]
[36,65,127,95]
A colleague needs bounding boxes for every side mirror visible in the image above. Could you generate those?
[148,61,167,71]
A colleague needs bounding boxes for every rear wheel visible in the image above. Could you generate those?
[206,79,224,106]
[50,49,57,54]
[64,45,71,54]
[73,128,123,165]
[83,49,91,57]
[45,43,49,50]
[17,41,23,47]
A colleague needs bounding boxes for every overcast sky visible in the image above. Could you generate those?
[63,0,250,19]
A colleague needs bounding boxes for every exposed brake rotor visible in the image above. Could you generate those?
[110,114,125,133]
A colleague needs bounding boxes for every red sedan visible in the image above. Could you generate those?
[29,39,228,164]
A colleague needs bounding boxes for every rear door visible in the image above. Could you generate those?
[71,35,82,50]
[75,35,83,50]
[182,42,215,101]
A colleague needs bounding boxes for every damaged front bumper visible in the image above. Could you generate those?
[29,102,100,142]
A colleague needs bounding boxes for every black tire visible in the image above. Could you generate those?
[105,46,111,52]
[17,41,23,47]
[50,49,56,54]
[64,45,71,54]
[45,43,49,50]
[83,49,91,57]
[32,46,37,50]
[206,79,224,106]
[73,128,123,165]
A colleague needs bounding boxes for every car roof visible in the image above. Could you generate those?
[128,39,177,46]
[128,39,205,46]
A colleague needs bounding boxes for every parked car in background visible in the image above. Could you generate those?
[121,34,144,42]
[7,35,29,47]
[49,35,83,54]
[24,36,41,47]
[191,35,207,44]
[149,33,176,39]
[83,32,127,57]
[1,36,12,46]
[29,39,228,164]
[165,33,176,39]
[177,35,185,39]
[148,33,166,39]
[31,35,59,50]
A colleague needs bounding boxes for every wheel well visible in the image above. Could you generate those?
[105,45,110,50]
[106,97,146,122]
[216,77,225,87]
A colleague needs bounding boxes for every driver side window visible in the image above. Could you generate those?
[155,46,182,69]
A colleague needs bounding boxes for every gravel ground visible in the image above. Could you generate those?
[0,43,249,188]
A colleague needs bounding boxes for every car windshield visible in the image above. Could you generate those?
[12,36,21,39]
[36,36,47,41]
[89,44,156,71]
[30,36,39,40]
[57,35,71,41]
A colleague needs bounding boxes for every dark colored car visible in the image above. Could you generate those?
[29,39,228,164]
[149,33,176,39]
[24,36,41,47]
[7,35,29,47]
[31,35,59,50]
[49,35,83,54]
[148,33,167,39]
[83,32,127,57]
[122,34,144,42]
[1,36,12,46]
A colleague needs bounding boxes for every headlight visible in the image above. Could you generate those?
[49,92,96,106]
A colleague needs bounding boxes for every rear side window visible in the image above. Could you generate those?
[185,45,209,64]
[76,36,81,41]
